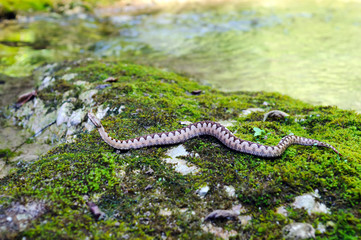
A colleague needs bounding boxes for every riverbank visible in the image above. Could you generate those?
[0,60,360,239]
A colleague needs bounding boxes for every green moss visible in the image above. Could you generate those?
[1,60,361,238]
[0,148,18,163]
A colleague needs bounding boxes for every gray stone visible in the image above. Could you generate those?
[56,102,74,126]
[196,185,210,198]
[30,112,57,134]
[66,126,77,136]
[118,105,126,114]
[84,119,96,132]
[292,191,330,215]
[74,80,88,86]
[238,215,252,226]
[96,105,110,120]
[39,75,55,90]
[317,223,326,233]
[201,223,237,239]
[61,73,78,81]
[224,185,236,198]
[13,98,44,128]
[276,206,288,217]
[159,208,172,216]
[79,90,98,106]
[164,145,199,175]
[218,120,237,127]
[0,201,46,234]
[67,109,87,127]
[13,98,57,134]
[62,90,74,100]
[205,204,246,221]
[283,223,315,240]
[12,154,38,163]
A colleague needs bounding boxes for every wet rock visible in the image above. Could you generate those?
[164,145,199,175]
[79,89,98,106]
[196,185,210,198]
[0,201,46,235]
[292,191,329,215]
[282,223,315,240]
[56,102,74,126]
[201,223,237,239]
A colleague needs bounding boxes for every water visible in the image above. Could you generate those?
[1,0,361,111]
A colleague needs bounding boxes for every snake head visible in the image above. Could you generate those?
[88,112,102,128]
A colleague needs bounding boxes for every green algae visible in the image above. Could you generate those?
[1,60,361,239]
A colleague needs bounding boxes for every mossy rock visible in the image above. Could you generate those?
[1,60,360,239]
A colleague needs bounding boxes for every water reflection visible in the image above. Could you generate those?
[1,0,361,111]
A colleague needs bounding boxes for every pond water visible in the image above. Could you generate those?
[1,0,361,111]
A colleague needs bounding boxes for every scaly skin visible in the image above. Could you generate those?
[88,112,341,158]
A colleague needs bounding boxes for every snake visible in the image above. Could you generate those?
[88,112,341,158]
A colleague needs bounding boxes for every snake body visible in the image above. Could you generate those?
[88,113,341,158]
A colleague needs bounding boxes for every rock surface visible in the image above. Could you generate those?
[292,191,329,215]
[282,223,315,240]
[164,145,199,175]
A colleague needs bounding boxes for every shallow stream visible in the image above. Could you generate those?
[1,0,361,111]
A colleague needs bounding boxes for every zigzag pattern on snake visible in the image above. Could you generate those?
[88,112,341,158]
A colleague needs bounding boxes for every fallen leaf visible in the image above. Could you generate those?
[103,77,118,83]
[191,90,202,95]
[16,90,37,108]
